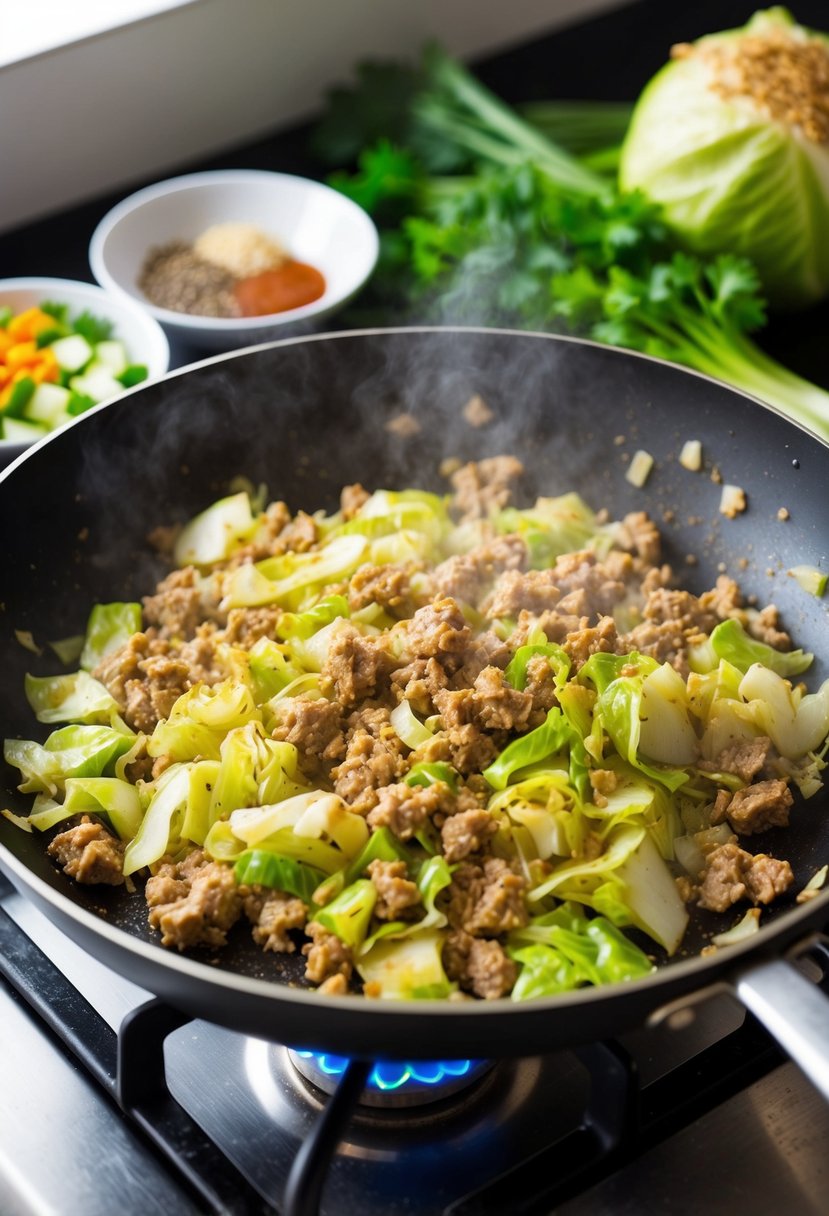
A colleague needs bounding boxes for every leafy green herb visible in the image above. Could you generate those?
[39,301,69,324]
[71,310,113,345]
[0,306,13,328]
[35,325,68,348]
[313,44,829,437]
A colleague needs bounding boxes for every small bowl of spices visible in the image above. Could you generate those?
[89,170,379,352]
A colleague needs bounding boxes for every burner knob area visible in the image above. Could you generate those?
[288,1050,493,1109]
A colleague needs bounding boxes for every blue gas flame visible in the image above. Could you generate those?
[295,1051,479,1091]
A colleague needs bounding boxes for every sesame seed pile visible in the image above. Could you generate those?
[673,28,829,144]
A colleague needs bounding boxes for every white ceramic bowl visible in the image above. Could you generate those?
[0,277,170,464]
[89,170,380,352]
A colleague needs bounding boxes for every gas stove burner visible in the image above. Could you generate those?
[288,1049,493,1108]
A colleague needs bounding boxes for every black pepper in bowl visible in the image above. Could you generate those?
[138,243,241,317]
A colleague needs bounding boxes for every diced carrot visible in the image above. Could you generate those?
[7,307,56,343]
[37,347,59,380]
[0,331,14,357]
[6,341,38,370]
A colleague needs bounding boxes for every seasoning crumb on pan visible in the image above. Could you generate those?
[385,412,421,437]
[710,465,723,485]
[777,507,790,521]
[462,394,495,428]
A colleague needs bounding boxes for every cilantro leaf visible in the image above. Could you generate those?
[71,311,113,345]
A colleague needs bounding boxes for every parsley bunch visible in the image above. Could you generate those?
[313,45,829,437]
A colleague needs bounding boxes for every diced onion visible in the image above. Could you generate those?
[1,808,33,832]
[719,484,746,518]
[14,630,42,655]
[626,450,654,488]
[674,833,705,878]
[679,439,702,471]
[789,565,828,597]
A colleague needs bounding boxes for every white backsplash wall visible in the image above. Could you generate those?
[0,0,628,235]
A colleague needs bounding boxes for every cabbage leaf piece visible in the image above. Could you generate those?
[314,878,377,947]
[708,618,813,677]
[27,776,142,839]
[208,724,309,821]
[276,595,350,641]
[579,653,691,791]
[227,789,368,858]
[148,679,261,762]
[495,492,610,567]
[483,707,585,794]
[25,670,119,725]
[123,763,191,875]
[233,849,326,904]
[356,929,453,999]
[504,642,571,691]
[738,663,829,758]
[173,491,256,567]
[221,535,367,610]
[525,819,694,956]
[5,724,135,795]
[509,908,654,1000]
[80,602,142,671]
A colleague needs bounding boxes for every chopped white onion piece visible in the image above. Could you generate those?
[626,450,654,488]
[1,808,33,832]
[711,907,761,947]
[797,864,828,904]
[719,484,747,518]
[788,565,828,597]
[679,439,702,471]
[14,629,42,655]
[674,833,705,878]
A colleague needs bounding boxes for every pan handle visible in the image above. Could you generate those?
[734,955,829,1102]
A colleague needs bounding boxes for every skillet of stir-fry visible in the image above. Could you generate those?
[6,454,826,1002]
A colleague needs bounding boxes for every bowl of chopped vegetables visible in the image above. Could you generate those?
[88,170,380,352]
[0,277,170,465]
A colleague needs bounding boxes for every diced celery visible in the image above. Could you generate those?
[93,340,128,375]
[69,365,123,403]
[24,382,71,427]
[2,416,47,443]
[50,334,93,373]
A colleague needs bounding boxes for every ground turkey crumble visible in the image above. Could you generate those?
[35,456,818,1001]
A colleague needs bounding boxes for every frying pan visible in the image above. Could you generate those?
[2,327,829,1093]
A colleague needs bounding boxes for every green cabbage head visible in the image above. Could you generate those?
[620,8,829,310]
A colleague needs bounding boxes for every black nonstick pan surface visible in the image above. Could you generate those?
[1,328,829,1071]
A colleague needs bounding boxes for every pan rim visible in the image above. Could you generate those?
[3,838,828,1019]
[0,325,827,490]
